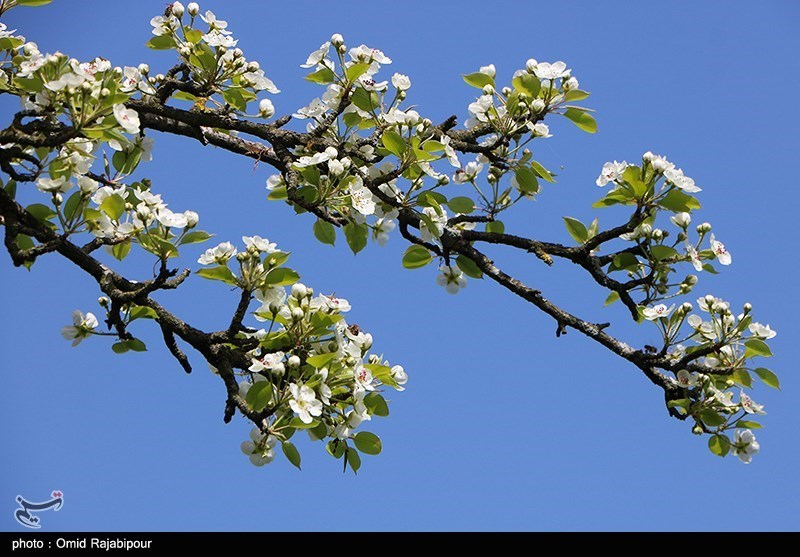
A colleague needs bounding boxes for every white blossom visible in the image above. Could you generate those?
[664,167,701,193]
[289,383,323,423]
[243,235,277,253]
[353,364,375,392]
[596,160,627,187]
[670,212,691,228]
[249,351,285,373]
[301,42,330,68]
[676,370,698,389]
[686,243,703,272]
[709,234,731,266]
[740,391,766,415]
[113,104,140,134]
[436,265,467,294]
[732,430,760,464]
[61,310,98,346]
[642,303,674,320]
[420,207,447,242]
[197,241,237,265]
[349,177,376,216]
[36,176,71,194]
[748,322,776,339]
[534,61,569,80]
[391,73,411,91]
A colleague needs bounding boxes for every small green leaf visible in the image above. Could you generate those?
[753,367,780,389]
[282,441,302,470]
[660,190,701,213]
[146,35,176,50]
[179,230,212,245]
[745,339,773,358]
[345,62,372,81]
[99,194,125,221]
[264,267,300,286]
[649,245,678,261]
[731,369,753,388]
[353,431,382,455]
[184,28,204,44]
[343,112,362,128]
[196,265,238,286]
[313,219,336,246]
[112,342,130,354]
[246,382,273,412]
[289,418,319,430]
[111,240,131,261]
[327,440,346,459]
[708,434,730,457]
[455,255,483,279]
[306,352,337,368]
[382,130,406,158]
[530,160,555,183]
[364,392,389,417]
[511,73,541,97]
[563,108,597,133]
[346,448,362,474]
[26,203,57,222]
[129,306,158,320]
[463,72,494,89]
[699,409,726,427]
[125,338,147,352]
[305,67,336,84]
[486,221,505,234]
[604,291,620,306]
[736,420,763,430]
[344,222,368,255]
[564,89,591,101]
[446,196,475,214]
[563,217,588,244]
[63,191,83,221]
[402,245,433,269]
[515,168,539,194]
[16,0,54,6]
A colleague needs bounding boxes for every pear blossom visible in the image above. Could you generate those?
[258,98,275,118]
[528,122,551,138]
[119,66,144,93]
[670,212,691,228]
[563,76,579,90]
[187,2,199,16]
[391,365,408,391]
[740,391,766,415]
[312,294,351,313]
[60,311,99,346]
[240,428,278,466]
[74,57,111,79]
[77,176,99,194]
[249,351,285,373]
[391,73,411,90]
[289,383,323,423]
[479,64,496,78]
[686,243,703,272]
[453,160,484,184]
[243,69,279,93]
[374,210,398,246]
[348,44,392,65]
[664,167,701,193]
[440,136,461,168]
[420,206,447,242]
[36,176,71,194]
[436,265,467,294]
[200,10,228,30]
[18,54,45,77]
[642,303,674,320]
[150,15,179,36]
[243,235,278,253]
[732,430,760,464]
[749,322,776,339]
[534,61,569,80]
[156,208,189,229]
[349,178,377,216]
[113,104,140,134]
[596,160,627,187]
[301,41,330,68]
[676,370,698,389]
[295,146,338,168]
[197,241,237,265]
[709,234,731,265]
[353,364,375,392]
[44,72,85,91]
[203,31,236,48]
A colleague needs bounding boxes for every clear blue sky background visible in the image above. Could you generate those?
[1,0,798,531]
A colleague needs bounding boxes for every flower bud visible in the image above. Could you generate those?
[154,73,165,82]
[368,354,381,365]
[681,302,693,313]
[743,302,752,313]
[53,193,63,205]
[479,64,496,78]
[137,63,150,75]
[531,98,546,113]
[331,33,344,48]
[247,61,260,73]
[287,355,301,368]
[291,308,304,322]
[685,275,698,286]
[23,42,38,56]
[258,98,275,119]
[482,84,494,95]
[670,212,691,228]
[642,151,654,162]
[563,77,579,90]
[501,86,512,96]
[171,2,185,17]
[187,2,199,16]
[704,294,716,306]
[268,302,281,315]
[271,362,285,377]
[184,210,199,228]
[218,46,227,54]
[525,58,538,73]
[422,118,432,128]
[98,296,109,308]
[236,252,247,262]
[291,283,308,299]
[338,44,346,54]
[328,341,338,352]
[697,222,712,233]
[651,228,663,240]
[692,425,703,435]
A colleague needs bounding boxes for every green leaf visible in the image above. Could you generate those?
[456,255,483,279]
[246,382,273,412]
[736,420,763,430]
[753,367,780,390]
[604,291,620,306]
[289,418,319,430]
[343,112,361,128]
[282,442,302,470]
[305,67,336,84]
[129,306,158,321]
[111,240,131,261]
[112,342,130,354]
[306,352,337,368]
[463,72,494,89]
[146,35,176,50]
[196,266,238,286]
[446,196,475,214]
[563,108,597,133]
[353,431,382,455]
[530,160,555,183]
[179,230,212,245]
[351,87,380,112]
[699,409,726,428]
[184,28,204,44]
[125,338,147,352]
[511,73,541,97]
[745,339,773,358]
[422,140,446,153]
[402,245,433,269]
[609,252,640,273]
[382,130,406,158]
[63,191,83,221]
[708,434,730,457]
[486,221,505,234]
[344,222,368,255]
[364,392,389,417]
[16,0,54,6]
[313,219,336,246]
[26,203,56,222]
[222,88,248,111]
[660,190,701,212]
[515,168,539,194]
[346,448,362,474]
[346,62,372,81]
[264,267,300,287]
[563,217,588,244]
[649,245,678,261]
[731,368,753,388]
[564,89,591,101]
[326,440,345,459]
[99,194,125,220]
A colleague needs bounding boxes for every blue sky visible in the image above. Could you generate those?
[1,0,798,531]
